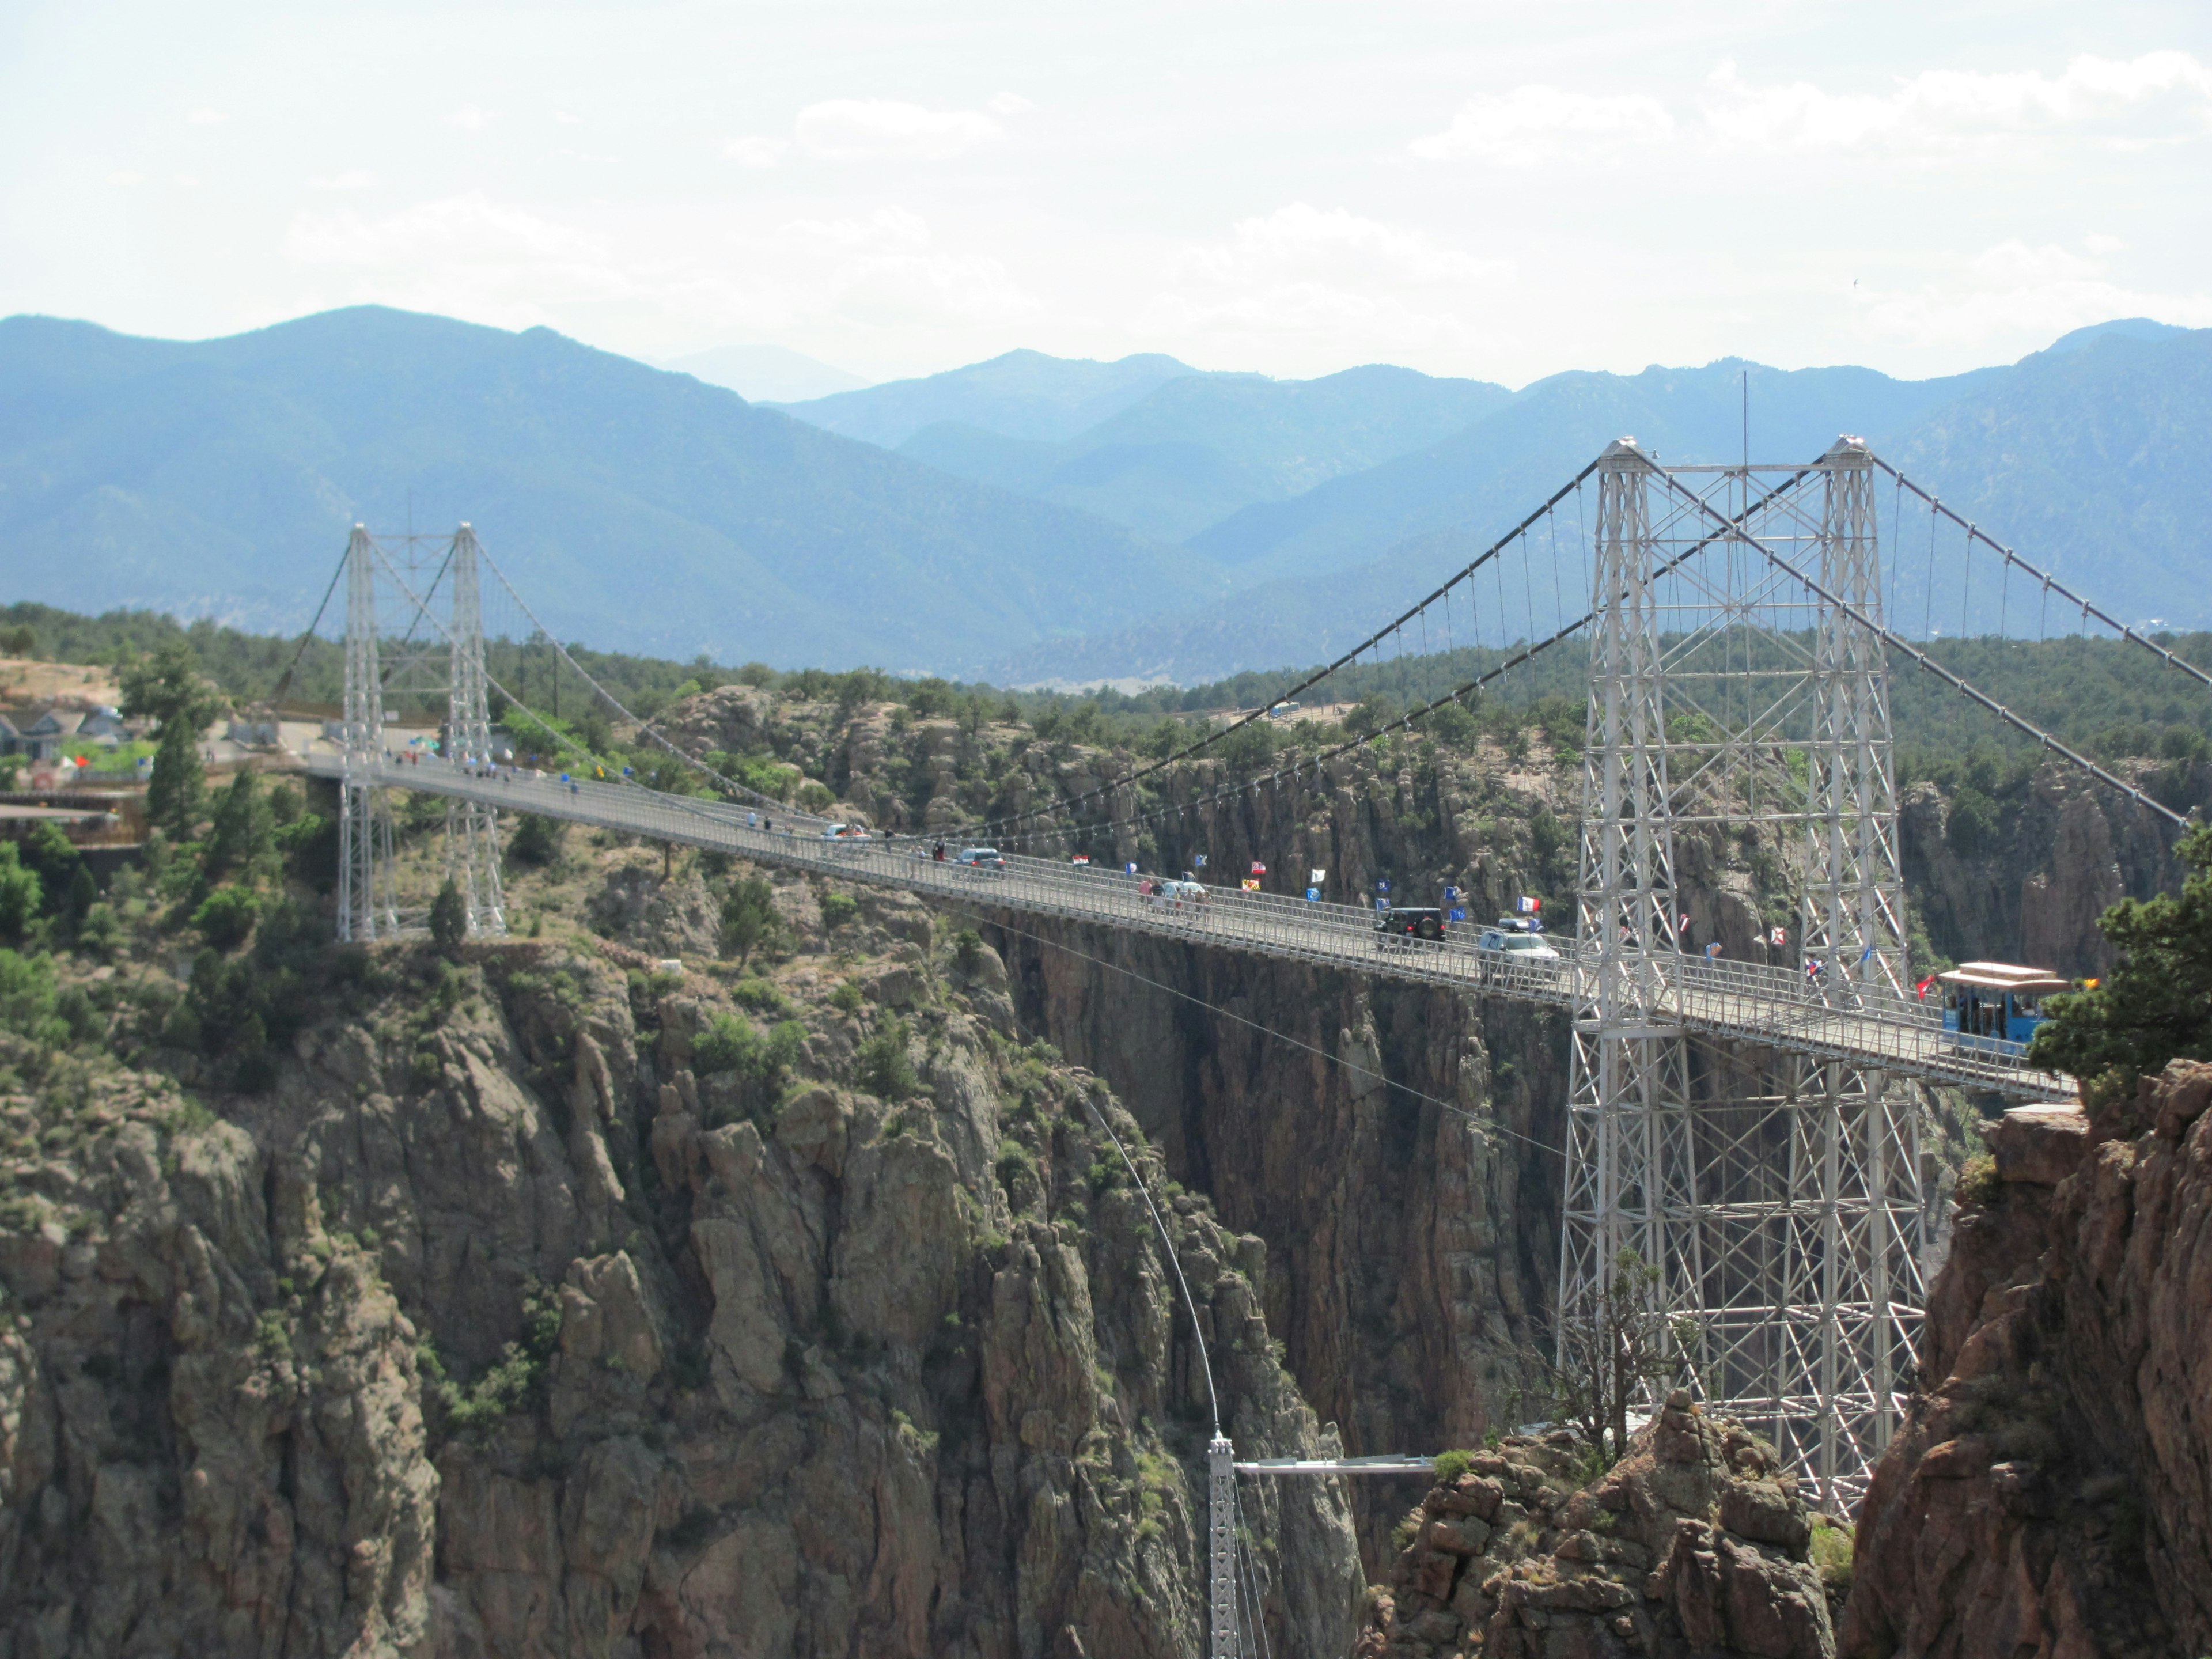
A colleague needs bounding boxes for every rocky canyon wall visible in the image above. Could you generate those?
[1842,1062,2212,1657]
[0,866,1363,1658]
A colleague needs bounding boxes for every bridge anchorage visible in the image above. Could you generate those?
[319,430,2203,1642]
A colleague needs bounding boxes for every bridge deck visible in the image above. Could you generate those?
[312,757,2073,1102]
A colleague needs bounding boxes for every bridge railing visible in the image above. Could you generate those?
[319,757,2067,1096]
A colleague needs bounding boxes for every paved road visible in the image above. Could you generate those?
[312,756,2073,1102]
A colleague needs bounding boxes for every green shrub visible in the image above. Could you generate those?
[1809,1518,1854,1590]
[830,979,865,1014]
[797,781,836,813]
[731,977,794,1015]
[1956,1152,1999,1206]
[820,892,858,930]
[0,845,41,942]
[0,950,65,1046]
[1433,1448,1476,1484]
[429,879,468,951]
[192,885,259,950]
[856,1017,918,1100]
[720,876,784,966]
[434,1280,563,1431]
[693,1012,806,1095]
[507,813,566,868]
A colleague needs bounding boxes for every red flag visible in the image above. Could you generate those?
[1915,975,1936,999]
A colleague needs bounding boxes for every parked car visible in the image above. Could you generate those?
[1376,906,1447,948]
[955,846,1006,872]
[1476,924,1562,979]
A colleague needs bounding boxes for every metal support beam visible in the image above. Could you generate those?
[1207,1434,1238,1659]
[1558,436,1930,1512]
[338,525,397,941]
[444,524,506,937]
[1560,439,1697,1361]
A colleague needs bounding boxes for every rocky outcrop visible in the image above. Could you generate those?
[0,875,1363,1657]
[1841,1062,2212,1657]
[1355,1401,1834,1658]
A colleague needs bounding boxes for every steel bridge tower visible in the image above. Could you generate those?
[444,525,506,937]
[338,525,399,941]
[336,522,507,941]
[1558,437,1926,1510]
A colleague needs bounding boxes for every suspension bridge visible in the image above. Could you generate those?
[293,434,2204,1656]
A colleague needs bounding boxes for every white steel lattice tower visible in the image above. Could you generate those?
[1762,438,1923,1501]
[1558,437,1928,1512]
[444,525,506,937]
[1559,438,1697,1359]
[1206,1436,1239,1659]
[338,525,399,940]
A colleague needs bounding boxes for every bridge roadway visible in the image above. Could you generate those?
[311,756,2074,1103]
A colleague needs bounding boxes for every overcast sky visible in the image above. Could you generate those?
[4,1,2210,387]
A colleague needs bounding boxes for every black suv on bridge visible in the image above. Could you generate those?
[1374,907,1446,948]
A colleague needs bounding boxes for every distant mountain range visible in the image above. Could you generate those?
[656,343,868,404]
[0,308,1213,673]
[1,307,2205,684]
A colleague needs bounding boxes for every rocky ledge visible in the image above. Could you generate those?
[1355,1397,1834,1658]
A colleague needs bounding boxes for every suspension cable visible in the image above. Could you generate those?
[1646,465,2192,828]
[1078,1088,1222,1435]
[469,543,796,814]
[982,464,1816,853]
[965,459,1606,840]
[1872,456,2212,696]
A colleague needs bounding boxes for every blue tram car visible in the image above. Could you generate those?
[1938,962,2069,1052]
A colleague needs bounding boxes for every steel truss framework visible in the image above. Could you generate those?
[1560,438,1922,1511]
[336,525,507,942]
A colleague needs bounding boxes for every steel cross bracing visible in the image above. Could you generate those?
[337,526,399,941]
[1558,438,1926,1514]
[301,751,2071,1100]
[444,527,507,938]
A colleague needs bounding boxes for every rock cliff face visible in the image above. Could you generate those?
[0,870,1363,1657]
[1355,1403,1834,1659]
[1901,760,2209,978]
[1842,1062,2212,1658]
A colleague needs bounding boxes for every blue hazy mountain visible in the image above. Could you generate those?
[0,306,1219,674]
[976,324,2212,684]
[657,343,868,403]
[896,364,1513,542]
[763,348,1200,448]
[5,305,2204,686]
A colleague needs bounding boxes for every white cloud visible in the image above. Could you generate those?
[724,135,789,169]
[791,99,1002,160]
[448,105,495,131]
[309,168,378,192]
[107,171,142,187]
[1143,204,1508,354]
[287,193,609,272]
[726,98,1010,168]
[184,108,226,126]
[278,192,1032,342]
[555,112,582,126]
[754,207,1036,324]
[1701,52,2212,156]
[1410,85,1674,166]
[1179,203,1506,287]
[1857,237,2212,348]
